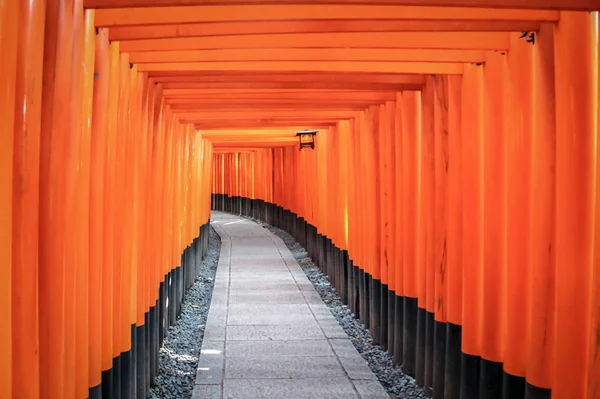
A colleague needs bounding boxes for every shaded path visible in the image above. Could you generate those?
[192,212,390,399]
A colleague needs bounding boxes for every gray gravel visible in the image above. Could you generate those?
[149,226,221,399]
[253,219,427,399]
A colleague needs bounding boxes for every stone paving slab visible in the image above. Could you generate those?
[192,212,390,399]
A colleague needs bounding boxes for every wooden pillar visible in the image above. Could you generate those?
[11,0,44,397]
[102,41,120,380]
[401,91,421,376]
[553,11,597,399]
[89,26,110,394]
[0,0,18,397]
[590,12,600,399]
[39,0,75,397]
[480,50,507,398]
[460,63,484,398]
[420,76,435,389]
[445,75,463,399]
[503,31,534,393]
[74,7,95,398]
[432,74,449,397]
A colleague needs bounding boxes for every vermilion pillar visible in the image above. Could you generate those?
[11,0,44,398]
[0,0,18,397]
[553,11,597,399]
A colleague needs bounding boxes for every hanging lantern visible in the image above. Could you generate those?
[295,129,318,150]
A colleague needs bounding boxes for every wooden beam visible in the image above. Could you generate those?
[129,48,486,63]
[166,99,384,106]
[159,88,403,97]
[208,137,297,141]
[202,128,314,135]
[200,126,332,133]
[109,20,541,41]
[208,137,298,142]
[168,103,381,111]
[119,31,510,52]
[156,81,423,90]
[163,91,397,100]
[177,110,361,119]
[136,61,465,74]
[194,119,340,130]
[213,146,295,152]
[159,83,420,91]
[213,144,296,150]
[94,5,559,26]
[195,121,337,129]
[86,0,600,11]
[148,72,427,85]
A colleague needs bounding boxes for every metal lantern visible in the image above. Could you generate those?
[295,129,318,150]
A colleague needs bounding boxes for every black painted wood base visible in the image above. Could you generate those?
[96,221,211,399]
[89,383,102,399]
[211,195,554,399]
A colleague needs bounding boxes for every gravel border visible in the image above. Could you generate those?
[149,226,221,399]
[253,218,427,399]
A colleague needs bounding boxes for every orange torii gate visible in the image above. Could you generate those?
[0,1,599,399]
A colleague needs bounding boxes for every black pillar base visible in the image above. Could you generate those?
[403,297,418,377]
[393,295,404,365]
[502,371,525,399]
[387,289,395,354]
[479,358,503,399]
[416,307,426,386]
[433,319,447,397]
[89,383,102,399]
[460,353,480,399]
[525,383,551,399]
[112,355,122,399]
[424,310,435,395]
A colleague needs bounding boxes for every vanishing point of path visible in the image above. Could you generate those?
[192,212,390,399]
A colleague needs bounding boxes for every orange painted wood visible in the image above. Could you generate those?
[74,7,95,397]
[109,20,542,42]
[84,0,600,11]
[129,48,486,63]
[151,73,426,86]
[355,113,369,274]
[420,77,435,313]
[119,32,509,52]
[11,0,44,397]
[102,40,120,370]
[94,4,558,26]
[159,82,420,91]
[163,90,400,100]
[113,52,131,355]
[39,0,75,396]
[0,0,18,396]
[524,21,556,390]
[433,75,449,324]
[136,61,464,75]
[380,102,396,289]
[64,2,84,394]
[89,27,110,387]
[393,94,404,297]
[590,15,600,397]
[445,76,463,326]
[480,51,506,364]
[338,120,351,250]
[553,11,597,399]
[401,92,420,299]
[503,32,534,378]
[460,63,484,357]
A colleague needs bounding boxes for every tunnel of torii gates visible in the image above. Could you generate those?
[1,1,600,399]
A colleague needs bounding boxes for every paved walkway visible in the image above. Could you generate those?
[192,212,389,399]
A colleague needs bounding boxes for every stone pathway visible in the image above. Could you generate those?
[192,212,390,399]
